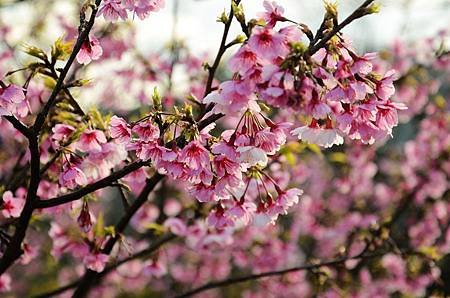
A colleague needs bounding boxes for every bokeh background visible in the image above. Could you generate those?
[1,0,450,53]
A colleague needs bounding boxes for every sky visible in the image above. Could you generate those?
[1,0,449,54]
[135,0,450,54]
[0,0,448,109]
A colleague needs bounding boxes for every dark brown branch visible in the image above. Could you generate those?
[71,173,165,297]
[33,281,79,298]
[175,251,385,298]
[308,0,376,55]
[0,5,103,271]
[45,61,85,116]
[34,161,147,209]
[32,0,101,133]
[115,183,130,211]
[32,233,176,298]
[202,0,239,98]
[0,136,39,274]
[3,115,33,138]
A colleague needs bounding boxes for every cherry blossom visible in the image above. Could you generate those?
[0,0,448,297]
[1,191,24,218]
[76,36,103,65]
[0,83,25,116]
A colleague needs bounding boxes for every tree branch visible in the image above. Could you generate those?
[71,173,165,297]
[32,233,176,298]
[0,4,102,275]
[3,115,33,138]
[175,251,385,298]
[32,0,101,133]
[0,135,39,274]
[34,161,147,209]
[202,0,239,99]
[308,0,376,55]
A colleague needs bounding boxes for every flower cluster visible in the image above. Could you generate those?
[206,2,406,146]
[1,0,449,297]
[109,110,303,228]
[0,83,27,117]
[98,0,165,22]
[49,119,127,192]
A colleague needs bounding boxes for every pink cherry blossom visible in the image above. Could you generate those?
[143,260,167,278]
[76,36,103,65]
[0,274,11,293]
[291,125,344,148]
[59,164,87,189]
[179,141,210,170]
[83,253,109,272]
[52,124,75,144]
[248,27,288,60]
[188,183,219,203]
[228,45,261,75]
[164,217,187,236]
[276,188,303,213]
[98,0,128,22]
[127,0,166,20]
[132,120,160,142]
[226,201,257,225]
[1,191,25,218]
[109,115,131,143]
[76,129,107,152]
[0,83,25,116]
[258,0,286,28]
[376,70,397,100]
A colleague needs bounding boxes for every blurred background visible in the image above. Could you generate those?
[134,0,450,53]
[1,0,450,54]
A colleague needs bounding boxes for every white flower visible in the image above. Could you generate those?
[291,126,343,148]
[236,146,268,168]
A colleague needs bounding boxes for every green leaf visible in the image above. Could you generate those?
[22,43,48,61]
[307,144,322,155]
[143,223,166,235]
[329,152,347,163]
[51,36,74,61]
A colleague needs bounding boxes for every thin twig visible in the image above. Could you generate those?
[71,173,165,297]
[308,0,375,55]
[32,234,176,298]
[35,161,147,209]
[33,0,101,133]
[175,251,385,298]
[0,1,102,276]
[202,0,240,99]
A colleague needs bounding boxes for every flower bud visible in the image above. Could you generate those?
[231,2,245,24]
[77,201,92,233]
[363,2,381,15]
[324,1,338,20]
[51,36,74,61]
[217,10,229,24]
[152,87,162,111]
[23,44,47,61]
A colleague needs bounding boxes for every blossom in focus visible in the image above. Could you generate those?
[76,36,103,65]
[76,129,107,152]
